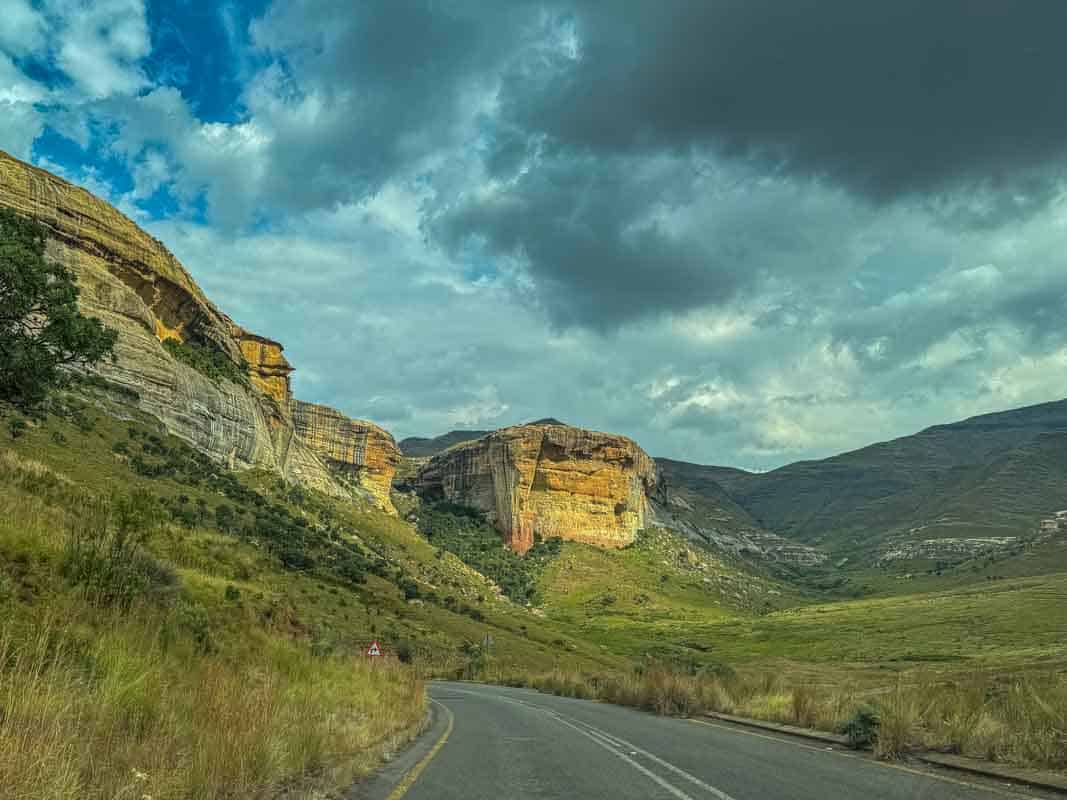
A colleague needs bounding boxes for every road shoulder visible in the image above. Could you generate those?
[699,711,1067,797]
[345,698,454,800]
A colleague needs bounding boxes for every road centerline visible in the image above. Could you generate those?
[479,688,741,800]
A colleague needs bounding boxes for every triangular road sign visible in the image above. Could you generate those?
[366,640,382,657]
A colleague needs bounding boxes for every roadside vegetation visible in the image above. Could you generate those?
[498,663,1066,770]
[0,442,426,799]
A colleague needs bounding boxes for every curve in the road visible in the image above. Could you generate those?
[377,682,1048,800]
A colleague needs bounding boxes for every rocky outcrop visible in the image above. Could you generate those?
[0,149,395,511]
[236,329,294,407]
[413,422,659,553]
[292,401,401,512]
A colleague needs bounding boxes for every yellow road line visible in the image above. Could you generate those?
[686,718,1037,800]
[386,698,454,800]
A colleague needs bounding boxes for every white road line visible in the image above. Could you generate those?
[564,717,740,800]
[548,712,699,800]
[460,688,740,800]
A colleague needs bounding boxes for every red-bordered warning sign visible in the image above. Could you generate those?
[366,640,383,657]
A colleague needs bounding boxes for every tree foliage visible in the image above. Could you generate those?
[417,501,561,603]
[0,208,117,408]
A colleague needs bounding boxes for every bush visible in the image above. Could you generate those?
[60,490,177,610]
[416,502,559,603]
[162,338,250,387]
[841,705,880,749]
[7,416,27,439]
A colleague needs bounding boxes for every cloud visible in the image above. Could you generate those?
[240,0,542,214]
[501,1,1067,207]
[48,0,150,98]
[0,101,45,159]
[8,0,1067,472]
[0,0,46,57]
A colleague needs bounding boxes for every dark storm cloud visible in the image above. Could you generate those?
[425,0,1067,330]
[433,154,748,328]
[247,0,540,211]
[504,0,1067,203]
[433,152,868,328]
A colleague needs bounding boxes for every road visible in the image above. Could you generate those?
[360,681,1049,800]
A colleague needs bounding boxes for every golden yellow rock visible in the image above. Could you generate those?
[0,149,398,513]
[414,422,659,553]
[292,401,401,512]
[234,327,294,406]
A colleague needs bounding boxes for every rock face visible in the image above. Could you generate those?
[0,149,395,511]
[413,422,659,553]
[292,401,401,512]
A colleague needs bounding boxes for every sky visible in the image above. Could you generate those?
[3,0,1067,470]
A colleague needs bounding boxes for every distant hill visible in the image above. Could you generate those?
[654,458,828,570]
[398,429,488,457]
[666,399,1067,564]
[397,419,568,457]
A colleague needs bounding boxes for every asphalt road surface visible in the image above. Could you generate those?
[369,681,1049,800]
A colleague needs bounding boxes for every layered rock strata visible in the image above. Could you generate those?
[292,401,401,512]
[0,149,395,511]
[413,422,659,553]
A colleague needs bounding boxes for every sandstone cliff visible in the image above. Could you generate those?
[0,150,395,511]
[412,422,659,553]
[292,401,401,512]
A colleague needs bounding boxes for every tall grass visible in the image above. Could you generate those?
[0,613,426,799]
[0,446,427,799]
[511,664,1067,770]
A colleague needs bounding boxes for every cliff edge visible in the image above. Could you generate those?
[412,421,659,553]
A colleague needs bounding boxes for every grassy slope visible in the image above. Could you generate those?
[6,390,1066,786]
[691,398,1067,560]
[530,525,1067,673]
[0,439,423,799]
[534,528,806,663]
[0,391,627,798]
[0,389,621,675]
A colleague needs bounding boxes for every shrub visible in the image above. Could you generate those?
[60,491,177,610]
[162,338,250,387]
[841,705,880,749]
[416,502,559,603]
[7,416,28,439]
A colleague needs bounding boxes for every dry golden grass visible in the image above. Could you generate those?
[0,441,428,800]
[0,613,426,800]
[514,664,1067,770]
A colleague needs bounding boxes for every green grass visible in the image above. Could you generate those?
[0,444,425,798]
[5,388,1067,784]
[162,338,250,387]
[0,394,623,677]
[416,501,562,604]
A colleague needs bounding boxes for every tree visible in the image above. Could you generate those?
[0,208,117,408]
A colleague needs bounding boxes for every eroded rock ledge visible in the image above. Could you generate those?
[412,421,659,553]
